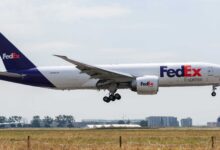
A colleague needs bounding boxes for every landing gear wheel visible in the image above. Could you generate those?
[114,93,121,100]
[212,92,217,97]
[103,96,110,103]
[212,85,217,97]
[109,95,116,101]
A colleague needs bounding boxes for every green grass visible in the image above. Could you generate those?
[0,128,219,150]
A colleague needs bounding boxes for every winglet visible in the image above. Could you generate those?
[53,54,83,66]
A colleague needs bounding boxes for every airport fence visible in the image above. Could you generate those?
[1,129,220,150]
[0,135,220,150]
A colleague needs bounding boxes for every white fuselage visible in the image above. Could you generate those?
[1,33,219,100]
[37,62,220,90]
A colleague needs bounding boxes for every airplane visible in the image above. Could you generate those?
[0,33,219,103]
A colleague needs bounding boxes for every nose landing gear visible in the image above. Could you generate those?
[212,86,217,97]
[212,92,216,97]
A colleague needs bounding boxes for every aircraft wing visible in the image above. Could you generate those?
[54,55,134,82]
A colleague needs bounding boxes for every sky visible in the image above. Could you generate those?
[0,0,220,125]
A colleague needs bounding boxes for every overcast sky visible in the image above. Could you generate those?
[0,0,220,125]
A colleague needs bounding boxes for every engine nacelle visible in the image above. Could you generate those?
[131,76,159,95]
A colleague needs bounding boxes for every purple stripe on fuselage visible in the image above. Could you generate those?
[0,68,55,88]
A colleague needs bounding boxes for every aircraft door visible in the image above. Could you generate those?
[207,67,214,76]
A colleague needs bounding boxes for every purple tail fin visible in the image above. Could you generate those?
[0,33,36,71]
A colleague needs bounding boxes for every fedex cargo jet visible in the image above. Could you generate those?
[0,33,219,103]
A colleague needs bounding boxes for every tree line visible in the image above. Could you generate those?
[0,115,75,128]
[0,115,148,128]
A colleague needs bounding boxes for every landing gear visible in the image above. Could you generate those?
[109,94,116,101]
[114,93,121,100]
[103,93,121,103]
[212,92,216,97]
[212,86,217,97]
[103,96,110,103]
[102,83,122,103]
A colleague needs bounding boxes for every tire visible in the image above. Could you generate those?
[115,93,121,100]
[103,96,110,103]
[109,95,116,101]
[212,92,217,97]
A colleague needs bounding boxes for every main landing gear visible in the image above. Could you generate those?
[103,93,121,103]
[103,83,121,103]
[212,86,217,97]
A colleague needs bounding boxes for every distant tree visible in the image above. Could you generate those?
[118,120,125,124]
[55,115,75,127]
[55,115,64,127]
[17,123,23,128]
[8,117,14,123]
[17,116,22,123]
[31,116,41,128]
[43,116,54,128]
[140,120,148,127]
[10,124,16,128]
[0,116,7,128]
[66,115,75,127]
[8,116,22,123]
[0,116,7,123]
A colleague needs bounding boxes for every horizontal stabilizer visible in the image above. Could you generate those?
[0,71,25,78]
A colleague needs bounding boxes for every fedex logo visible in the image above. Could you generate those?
[2,53,20,60]
[141,81,154,87]
[160,65,202,78]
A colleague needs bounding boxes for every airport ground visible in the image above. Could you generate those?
[0,128,220,150]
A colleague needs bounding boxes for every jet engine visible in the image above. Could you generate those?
[131,76,159,95]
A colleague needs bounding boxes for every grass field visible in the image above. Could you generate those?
[0,128,220,150]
